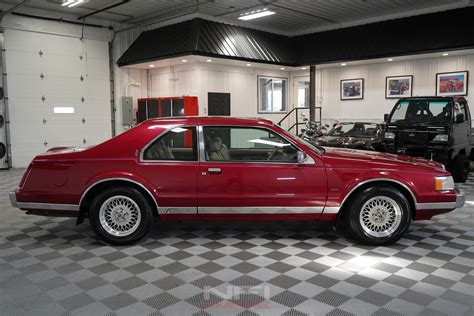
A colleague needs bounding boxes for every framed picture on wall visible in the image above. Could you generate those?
[340,78,364,100]
[436,71,468,96]
[385,75,413,98]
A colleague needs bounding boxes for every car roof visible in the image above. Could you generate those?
[143,116,275,126]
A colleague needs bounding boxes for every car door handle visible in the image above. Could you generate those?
[208,168,221,174]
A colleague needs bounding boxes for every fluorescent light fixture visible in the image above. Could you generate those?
[149,64,155,68]
[62,0,88,8]
[246,63,252,67]
[238,8,275,21]
[387,58,393,61]
[341,63,347,66]
[181,59,187,62]
[280,67,285,70]
[301,67,307,70]
[206,59,212,62]
[54,107,75,114]
[442,53,449,56]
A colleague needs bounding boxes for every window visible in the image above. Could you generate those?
[143,127,197,161]
[258,76,287,113]
[297,80,310,107]
[390,99,451,124]
[454,102,467,123]
[203,126,298,163]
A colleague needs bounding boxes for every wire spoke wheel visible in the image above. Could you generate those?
[99,195,141,237]
[359,196,402,238]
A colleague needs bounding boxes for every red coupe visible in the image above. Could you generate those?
[10,117,465,245]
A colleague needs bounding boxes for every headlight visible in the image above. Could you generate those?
[435,176,454,191]
[384,132,395,139]
[433,134,449,142]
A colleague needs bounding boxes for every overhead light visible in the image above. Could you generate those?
[238,8,276,21]
[387,58,393,61]
[301,67,307,70]
[149,64,155,68]
[181,59,187,62]
[206,59,212,62]
[246,63,252,67]
[61,0,88,8]
[341,63,347,66]
[442,53,449,56]
[280,67,285,70]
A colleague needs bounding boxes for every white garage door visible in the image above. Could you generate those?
[5,29,111,167]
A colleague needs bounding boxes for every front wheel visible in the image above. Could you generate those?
[89,187,153,245]
[450,154,469,183]
[345,185,411,245]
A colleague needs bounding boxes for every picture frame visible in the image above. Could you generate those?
[436,71,468,96]
[385,75,413,99]
[340,78,364,100]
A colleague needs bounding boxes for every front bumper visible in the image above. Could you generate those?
[9,191,18,208]
[455,189,465,208]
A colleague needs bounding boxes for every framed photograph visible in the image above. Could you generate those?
[385,75,413,98]
[436,71,468,96]
[341,78,364,100]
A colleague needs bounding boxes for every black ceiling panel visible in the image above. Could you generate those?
[117,8,474,67]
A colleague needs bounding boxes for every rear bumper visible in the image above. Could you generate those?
[455,189,465,208]
[9,191,18,208]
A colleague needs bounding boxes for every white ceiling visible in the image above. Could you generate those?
[1,0,472,35]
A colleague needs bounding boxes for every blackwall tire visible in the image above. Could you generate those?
[346,185,411,245]
[89,187,152,245]
[451,154,469,183]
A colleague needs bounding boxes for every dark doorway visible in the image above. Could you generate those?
[208,92,230,116]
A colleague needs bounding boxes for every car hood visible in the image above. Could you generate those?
[322,147,445,172]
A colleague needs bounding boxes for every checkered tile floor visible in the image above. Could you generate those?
[1,169,473,316]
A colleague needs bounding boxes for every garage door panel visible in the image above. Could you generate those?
[83,39,109,59]
[5,30,81,55]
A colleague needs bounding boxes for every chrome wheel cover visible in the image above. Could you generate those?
[359,196,402,238]
[99,196,141,237]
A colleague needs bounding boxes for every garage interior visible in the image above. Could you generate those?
[0,0,473,315]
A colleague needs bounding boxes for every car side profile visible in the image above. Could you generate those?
[10,117,465,245]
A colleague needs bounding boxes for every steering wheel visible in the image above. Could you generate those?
[267,147,282,161]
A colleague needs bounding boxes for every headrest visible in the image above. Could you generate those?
[208,138,223,152]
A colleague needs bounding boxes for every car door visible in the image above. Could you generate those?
[197,125,327,215]
[452,101,470,150]
[139,126,198,214]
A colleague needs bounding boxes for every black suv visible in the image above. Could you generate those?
[383,96,472,182]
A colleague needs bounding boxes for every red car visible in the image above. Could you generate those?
[10,117,465,245]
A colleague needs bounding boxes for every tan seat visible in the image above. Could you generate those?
[207,138,230,161]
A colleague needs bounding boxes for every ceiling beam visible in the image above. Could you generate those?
[77,0,130,20]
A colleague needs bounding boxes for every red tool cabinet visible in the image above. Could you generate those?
[137,96,198,123]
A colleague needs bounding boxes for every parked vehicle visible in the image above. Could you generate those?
[10,117,464,245]
[298,114,328,141]
[314,122,385,151]
[383,96,472,182]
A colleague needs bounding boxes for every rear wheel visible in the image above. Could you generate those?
[451,154,469,183]
[345,185,411,245]
[89,187,152,245]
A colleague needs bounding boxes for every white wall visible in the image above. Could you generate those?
[316,53,474,123]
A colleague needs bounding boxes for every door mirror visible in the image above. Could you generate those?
[384,113,389,122]
[455,113,465,123]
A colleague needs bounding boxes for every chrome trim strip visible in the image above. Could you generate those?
[197,125,206,162]
[9,191,18,208]
[157,207,196,214]
[340,178,418,209]
[16,201,79,211]
[415,202,456,210]
[323,206,340,214]
[198,206,324,214]
[79,178,159,211]
[455,190,465,208]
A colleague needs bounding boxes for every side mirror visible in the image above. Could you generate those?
[297,150,308,164]
[455,113,465,123]
[384,114,389,122]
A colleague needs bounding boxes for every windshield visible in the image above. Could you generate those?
[274,125,324,155]
[389,99,451,125]
[328,123,379,137]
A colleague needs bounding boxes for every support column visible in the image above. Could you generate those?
[309,65,316,122]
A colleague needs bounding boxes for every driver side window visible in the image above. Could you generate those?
[203,126,298,163]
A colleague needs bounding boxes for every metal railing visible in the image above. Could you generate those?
[278,106,322,135]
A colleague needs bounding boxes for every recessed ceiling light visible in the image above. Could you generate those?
[206,59,212,62]
[246,63,251,67]
[341,63,346,66]
[301,67,307,70]
[149,64,155,68]
[387,58,393,61]
[181,59,187,62]
[280,67,285,70]
[442,53,449,56]
[238,8,276,21]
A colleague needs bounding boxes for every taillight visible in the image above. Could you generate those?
[19,162,33,188]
